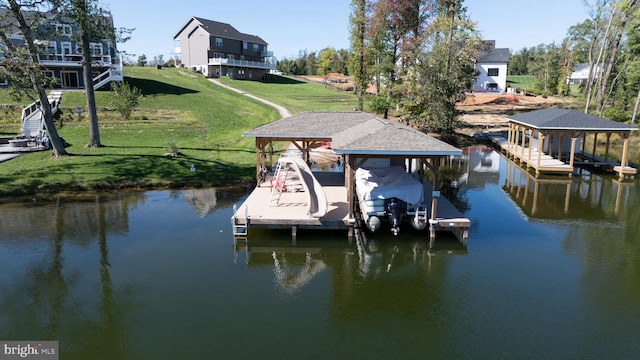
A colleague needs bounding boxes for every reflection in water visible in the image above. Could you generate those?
[0,177,639,358]
[0,193,144,359]
[501,153,634,221]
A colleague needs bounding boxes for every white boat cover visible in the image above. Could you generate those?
[355,166,423,205]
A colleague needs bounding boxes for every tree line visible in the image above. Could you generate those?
[277,1,482,136]
[280,0,640,129]
[508,0,639,122]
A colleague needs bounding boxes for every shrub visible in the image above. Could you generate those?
[602,108,630,123]
[110,81,142,119]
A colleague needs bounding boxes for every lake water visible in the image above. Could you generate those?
[1,147,639,359]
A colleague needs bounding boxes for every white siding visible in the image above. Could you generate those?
[474,62,508,92]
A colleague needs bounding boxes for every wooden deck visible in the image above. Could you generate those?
[422,181,470,245]
[490,134,573,176]
[232,167,470,245]
[232,171,351,235]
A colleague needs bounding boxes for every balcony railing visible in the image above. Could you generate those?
[208,57,275,70]
[38,54,114,67]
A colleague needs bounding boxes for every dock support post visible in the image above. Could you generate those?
[291,225,297,239]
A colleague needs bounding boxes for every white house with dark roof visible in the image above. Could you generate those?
[473,40,510,92]
[173,17,275,80]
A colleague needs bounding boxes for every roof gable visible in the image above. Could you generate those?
[174,16,267,45]
[476,48,510,63]
[243,111,462,156]
[508,108,637,131]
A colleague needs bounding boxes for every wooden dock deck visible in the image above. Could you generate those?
[232,170,351,236]
[489,134,573,176]
[422,180,470,245]
[231,167,470,245]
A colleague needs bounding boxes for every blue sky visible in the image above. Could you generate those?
[106,0,590,62]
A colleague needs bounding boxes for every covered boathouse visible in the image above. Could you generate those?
[231,111,470,244]
[495,108,637,180]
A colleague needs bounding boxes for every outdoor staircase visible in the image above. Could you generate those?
[19,90,63,139]
[92,63,123,90]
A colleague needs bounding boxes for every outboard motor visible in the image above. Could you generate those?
[387,197,401,235]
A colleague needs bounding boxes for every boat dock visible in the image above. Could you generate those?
[231,112,472,245]
[493,108,637,180]
[489,133,574,176]
[232,163,351,236]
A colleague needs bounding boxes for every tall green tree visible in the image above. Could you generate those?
[58,0,116,148]
[0,0,68,157]
[529,43,561,95]
[625,0,640,122]
[401,0,481,135]
[367,0,431,117]
[349,0,367,110]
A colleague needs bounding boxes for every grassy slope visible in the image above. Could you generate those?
[217,76,360,114]
[0,67,360,198]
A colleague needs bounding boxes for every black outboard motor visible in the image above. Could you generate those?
[387,197,401,235]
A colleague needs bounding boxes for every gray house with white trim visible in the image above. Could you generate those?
[173,17,275,80]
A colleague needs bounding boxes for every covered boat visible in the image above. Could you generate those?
[355,166,428,235]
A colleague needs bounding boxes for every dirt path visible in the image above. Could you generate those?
[208,78,292,118]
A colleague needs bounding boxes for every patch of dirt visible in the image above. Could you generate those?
[456,93,573,136]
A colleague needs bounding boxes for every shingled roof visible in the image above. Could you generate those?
[508,108,637,131]
[174,16,267,45]
[243,112,462,156]
[476,48,510,63]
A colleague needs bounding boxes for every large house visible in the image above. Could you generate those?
[0,10,123,89]
[473,40,510,92]
[173,17,275,80]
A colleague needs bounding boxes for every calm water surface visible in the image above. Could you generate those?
[1,147,639,359]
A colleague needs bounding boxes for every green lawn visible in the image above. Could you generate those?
[0,67,357,198]
[217,75,360,114]
[506,75,535,92]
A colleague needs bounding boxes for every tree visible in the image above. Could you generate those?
[317,47,338,76]
[349,0,367,110]
[508,47,534,75]
[58,0,115,148]
[305,51,317,75]
[0,0,68,156]
[152,54,164,66]
[625,0,640,122]
[401,0,481,135]
[137,54,147,66]
[529,43,561,95]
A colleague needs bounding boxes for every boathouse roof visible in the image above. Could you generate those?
[508,108,637,132]
[242,111,462,156]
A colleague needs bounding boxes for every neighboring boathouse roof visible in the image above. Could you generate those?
[243,111,462,156]
[508,108,637,132]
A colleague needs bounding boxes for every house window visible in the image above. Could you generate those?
[213,52,224,59]
[215,38,223,47]
[55,24,72,36]
[61,42,72,56]
[43,41,56,60]
[243,42,247,50]
[90,43,103,56]
[488,68,499,76]
[253,44,259,52]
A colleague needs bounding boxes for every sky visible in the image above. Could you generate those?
[104,0,591,62]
